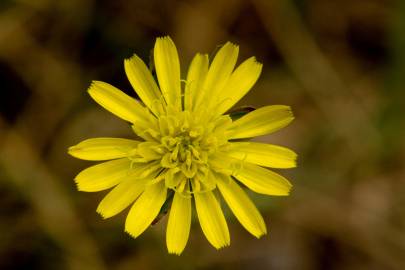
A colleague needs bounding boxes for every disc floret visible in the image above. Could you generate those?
[130,107,232,195]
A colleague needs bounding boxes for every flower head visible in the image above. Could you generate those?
[68,36,296,254]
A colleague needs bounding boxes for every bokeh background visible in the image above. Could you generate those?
[1,0,404,269]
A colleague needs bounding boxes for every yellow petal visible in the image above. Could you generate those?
[214,57,262,116]
[154,36,181,110]
[195,42,239,110]
[124,54,163,115]
[233,162,292,196]
[166,192,191,255]
[88,81,152,124]
[125,182,167,238]
[227,105,294,139]
[97,176,148,218]
[217,174,266,238]
[209,152,241,175]
[74,158,131,192]
[68,137,140,161]
[227,142,297,168]
[185,53,209,111]
[194,191,230,249]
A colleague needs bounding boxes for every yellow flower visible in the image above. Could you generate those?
[68,36,296,255]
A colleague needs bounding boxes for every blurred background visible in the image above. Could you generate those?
[1,0,404,269]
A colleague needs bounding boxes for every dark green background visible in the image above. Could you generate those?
[1,0,404,269]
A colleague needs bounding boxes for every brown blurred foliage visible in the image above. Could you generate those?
[1,0,405,269]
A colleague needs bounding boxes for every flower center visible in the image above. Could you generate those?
[131,108,232,194]
[158,111,211,193]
